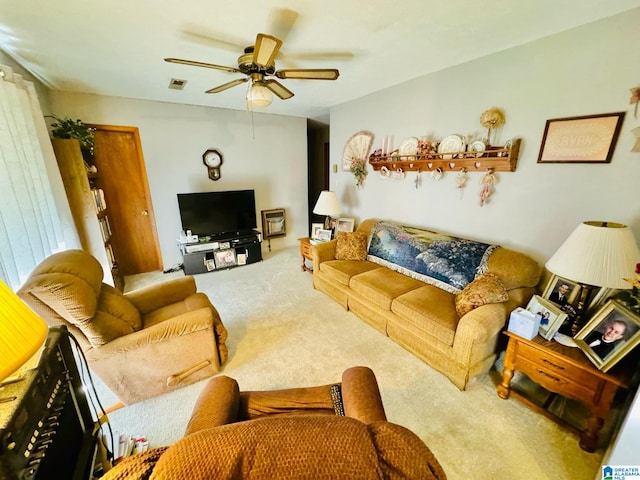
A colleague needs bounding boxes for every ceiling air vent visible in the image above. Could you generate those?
[168,78,187,90]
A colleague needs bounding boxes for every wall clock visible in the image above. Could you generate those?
[203,149,223,180]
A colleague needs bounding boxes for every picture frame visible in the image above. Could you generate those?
[214,248,236,269]
[525,295,568,340]
[336,217,355,233]
[537,112,625,164]
[574,300,640,372]
[311,223,324,240]
[316,229,333,242]
[542,275,580,308]
[542,274,614,315]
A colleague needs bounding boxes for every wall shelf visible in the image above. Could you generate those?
[368,138,520,173]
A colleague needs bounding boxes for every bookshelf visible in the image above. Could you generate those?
[52,138,123,289]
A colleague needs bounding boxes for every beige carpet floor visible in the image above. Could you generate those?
[93,246,619,479]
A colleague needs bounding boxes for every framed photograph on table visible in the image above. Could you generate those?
[574,300,640,372]
[336,218,355,233]
[525,295,568,340]
[311,223,324,240]
[214,249,236,269]
[317,229,332,242]
[537,112,625,164]
[542,275,580,309]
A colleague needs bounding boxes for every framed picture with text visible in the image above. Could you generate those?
[537,112,625,164]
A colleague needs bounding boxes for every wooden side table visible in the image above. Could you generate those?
[497,331,629,453]
[298,237,313,273]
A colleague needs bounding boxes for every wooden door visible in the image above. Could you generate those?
[91,125,162,275]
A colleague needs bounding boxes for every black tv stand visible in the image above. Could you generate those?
[179,230,262,275]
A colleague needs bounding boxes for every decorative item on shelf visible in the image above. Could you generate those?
[0,280,48,385]
[479,168,496,206]
[350,157,368,189]
[369,148,383,161]
[455,168,468,192]
[342,130,374,172]
[417,139,437,157]
[313,190,342,232]
[630,85,640,119]
[479,107,505,147]
[430,167,443,181]
[615,262,640,315]
[545,221,640,336]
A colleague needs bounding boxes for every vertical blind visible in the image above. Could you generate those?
[0,64,65,289]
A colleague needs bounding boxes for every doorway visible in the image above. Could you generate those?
[91,125,163,276]
[307,121,330,233]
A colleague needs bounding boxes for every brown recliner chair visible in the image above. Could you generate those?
[103,367,447,479]
[17,249,228,405]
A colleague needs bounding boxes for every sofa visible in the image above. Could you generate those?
[17,249,228,405]
[312,219,541,390]
[102,366,447,479]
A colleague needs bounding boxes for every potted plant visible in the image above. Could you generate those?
[45,115,96,156]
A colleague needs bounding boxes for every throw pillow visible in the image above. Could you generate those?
[455,273,509,317]
[335,231,368,261]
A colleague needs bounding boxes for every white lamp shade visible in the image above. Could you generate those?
[0,280,48,382]
[312,190,342,217]
[545,221,640,289]
[246,83,273,108]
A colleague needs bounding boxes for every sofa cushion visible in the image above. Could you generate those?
[335,232,369,261]
[319,260,381,286]
[455,273,509,317]
[350,268,424,310]
[391,286,459,346]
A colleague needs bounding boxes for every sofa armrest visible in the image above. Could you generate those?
[125,276,197,314]
[341,366,387,424]
[452,302,507,363]
[184,376,240,436]
[311,239,337,272]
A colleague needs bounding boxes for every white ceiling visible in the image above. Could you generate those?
[1,0,639,122]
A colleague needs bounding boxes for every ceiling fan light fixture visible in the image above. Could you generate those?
[247,82,273,108]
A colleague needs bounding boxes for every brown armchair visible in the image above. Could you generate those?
[103,367,447,479]
[17,249,228,405]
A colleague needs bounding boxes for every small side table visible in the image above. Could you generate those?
[497,331,629,453]
[298,237,313,273]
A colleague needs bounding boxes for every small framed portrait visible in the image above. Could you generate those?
[574,300,640,372]
[316,229,333,242]
[214,248,236,269]
[525,295,568,340]
[311,223,324,240]
[336,217,355,233]
[542,275,580,308]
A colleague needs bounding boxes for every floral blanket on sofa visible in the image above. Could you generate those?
[367,221,499,294]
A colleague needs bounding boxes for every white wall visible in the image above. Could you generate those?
[330,9,640,265]
[48,93,308,267]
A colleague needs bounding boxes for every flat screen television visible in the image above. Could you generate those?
[177,189,257,237]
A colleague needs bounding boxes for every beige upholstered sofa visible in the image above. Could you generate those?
[17,249,228,405]
[312,219,541,390]
[102,367,446,479]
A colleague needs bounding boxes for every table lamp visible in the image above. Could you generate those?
[545,221,640,334]
[313,190,342,231]
[0,280,48,387]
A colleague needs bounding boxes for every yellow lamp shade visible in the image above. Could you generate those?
[0,280,48,382]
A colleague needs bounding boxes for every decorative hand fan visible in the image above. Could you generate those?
[342,130,374,172]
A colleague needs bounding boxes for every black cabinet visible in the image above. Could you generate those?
[180,231,262,275]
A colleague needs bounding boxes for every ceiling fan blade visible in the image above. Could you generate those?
[262,79,294,100]
[164,58,241,74]
[253,34,282,68]
[267,8,299,44]
[275,69,339,80]
[205,77,249,94]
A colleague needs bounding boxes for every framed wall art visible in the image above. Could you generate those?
[537,112,625,164]
[574,300,640,372]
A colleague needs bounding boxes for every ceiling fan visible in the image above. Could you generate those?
[165,33,340,108]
